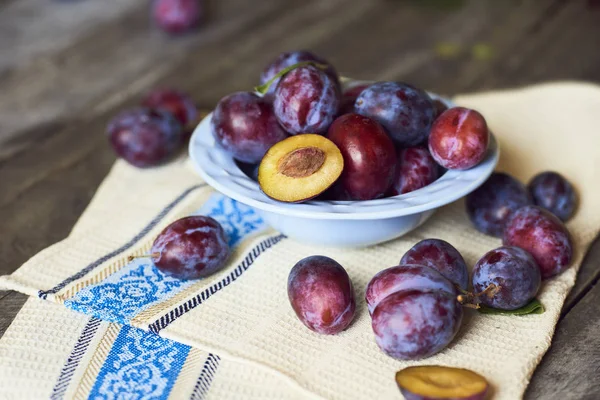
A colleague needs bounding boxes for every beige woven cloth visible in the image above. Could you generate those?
[2,82,600,400]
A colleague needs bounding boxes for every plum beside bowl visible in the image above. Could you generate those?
[189,83,499,247]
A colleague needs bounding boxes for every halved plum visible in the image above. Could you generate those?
[258,134,344,203]
[396,365,489,400]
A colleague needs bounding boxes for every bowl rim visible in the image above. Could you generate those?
[188,85,499,220]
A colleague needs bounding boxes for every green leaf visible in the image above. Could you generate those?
[478,299,545,316]
[254,61,329,95]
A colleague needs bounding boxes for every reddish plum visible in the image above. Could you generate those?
[260,50,339,95]
[327,113,396,200]
[107,108,183,168]
[150,216,230,280]
[273,65,340,135]
[372,290,463,360]
[338,84,369,115]
[387,146,440,196]
[355,82,435,146]
[466,172,532,237]
[152,0,202,34]
[472,246,541,310]
[504,206,573,279]
[400,239,468,290]
[528,171,577,222]
[142,88,198,127]
[288,256,356,335]
[365,264,457,315]
[211,92,288,163]
[428,107,489,170]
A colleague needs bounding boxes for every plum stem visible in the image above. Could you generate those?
[457,284,500,308]
[127,252,160,262]
[475,283,501,299]
[254,61,329,95]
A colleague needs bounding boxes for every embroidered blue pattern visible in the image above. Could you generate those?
[88,325,191,399]
[64,194,267,324]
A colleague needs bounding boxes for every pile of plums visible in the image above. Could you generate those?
[208,50,490,203]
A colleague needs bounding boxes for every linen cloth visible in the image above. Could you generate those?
[2,82,600,400]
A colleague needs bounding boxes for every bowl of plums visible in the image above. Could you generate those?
[189,52,499,247]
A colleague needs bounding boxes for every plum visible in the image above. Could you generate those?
[387,147,440,196]
[147,216,230,280]
[338,84,369,115]
[260,50,339,95]
[365,264,457,315]
[152,0,202,35]
[273,65,340,135]
[428,107,489,170]
[211,92,288,163]
[466,172,532,237]
[107,108,183,168]
[400,239,468,290]
[472,246,541,310]
[372,290,463,360]
[528,171,577,222]
[355,82,435,146]
[503,206,573,279]
[142,88,198,127]
[288,256,356,334]
[433,99,449,119]
[396,365,489,400]
[326,113,396,200]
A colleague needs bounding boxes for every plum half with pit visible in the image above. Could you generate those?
[107,108,183,168]
[473,246,541,310]
[372,290,463,360]
[466,172,532,237]
[503,205,573,279]
[326,113,396,200]
[429,107,489,170]
[258,134,344,203]
[396,365,489,400]
[355,82,436,146]
[148,216,230,280]
[211,92,288,164]
[288,256,356,335]
[400,239,469,290]
[273,65,340,135]
[365,264,457,315]
[387,146,440,196]
[260,50,339,95]
[528,171,577,222]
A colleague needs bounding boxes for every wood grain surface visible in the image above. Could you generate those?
[1,0,599,398]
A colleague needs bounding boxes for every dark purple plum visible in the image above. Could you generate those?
[326,113,396,200]
[260,50,339,95]
[365,264,457,315]
[142,88,198,127]
[433,99,449,119]
[107,108,183,168]
[288,256,356,335]
[211,92,288,163]
[466,172,532,237]
[355,82,435,146]
[387,146,440,196]
[429,107,489,170]
[504,206,573,279]
[528,171,577,222]
[372,290,463,360]
[150,216,230,280]
[338,84,370,115]
[400,239,468,290]
[273,65,340,135]
[472,246,541,310]
[152,0,203,34]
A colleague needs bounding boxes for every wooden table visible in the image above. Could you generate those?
[1,0,599,398]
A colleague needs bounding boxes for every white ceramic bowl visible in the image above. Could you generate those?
[189,87,499,247]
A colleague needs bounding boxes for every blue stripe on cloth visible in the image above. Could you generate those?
[148,234,285,334]
[189,354,221,400]
[88,325,191,399]
[50,317,102,400]
[64,194,267,325]
[39,184,206,300]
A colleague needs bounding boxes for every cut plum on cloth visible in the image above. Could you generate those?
[1,83,600,400]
